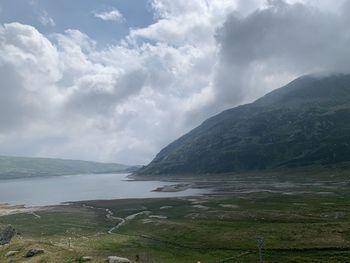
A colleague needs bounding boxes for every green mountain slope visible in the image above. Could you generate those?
[138,74,350,175]
[0,156,136,180]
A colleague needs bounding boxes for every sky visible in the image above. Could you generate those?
[0,0,349,165]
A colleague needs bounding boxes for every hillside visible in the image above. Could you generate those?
[0,156,136,180]
[138,74,350,175]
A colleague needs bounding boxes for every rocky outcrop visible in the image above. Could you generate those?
[82,256,94,262]
[24,248,44,258]
[5,250,19,257]
[107,256,131,263]
[0,225,16,245]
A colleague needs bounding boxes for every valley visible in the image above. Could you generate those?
[1,76,350,262]
[1,169,350,262]
[1,1,349,262]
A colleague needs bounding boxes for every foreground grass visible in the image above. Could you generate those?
[1,173,350,262]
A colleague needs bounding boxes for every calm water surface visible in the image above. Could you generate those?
[0,173,202,206]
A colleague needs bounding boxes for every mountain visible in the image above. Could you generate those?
[138,74,350,175]
[0,156,138,180]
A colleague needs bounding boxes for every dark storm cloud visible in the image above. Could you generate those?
[214,0,350,107]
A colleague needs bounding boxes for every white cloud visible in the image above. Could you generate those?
[0,0,233,164]
[0,1,349,165]
[94,9,124,23]
[39,11,56,27]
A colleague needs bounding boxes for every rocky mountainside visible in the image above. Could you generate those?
[138,74,350,175]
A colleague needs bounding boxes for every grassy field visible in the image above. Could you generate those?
[1,171,350,262]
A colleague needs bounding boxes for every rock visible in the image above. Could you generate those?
[24,248,44,257]
[106,256,131,263]
[191,205,209,210]
[5,250,19,257]
[149,215,168,219]
[82,256,93,261]
[0,225,16,245]
[219,204,239,209]
[160,206,172,210]
[141,219,153,224]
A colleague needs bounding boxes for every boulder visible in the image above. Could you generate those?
[107,256,131,263]
[0,225,16,245]
[5,250,19,257]
[24,248,44,258]
[82,256,94,262]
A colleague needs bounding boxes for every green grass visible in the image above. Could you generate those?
[2,174,350,262]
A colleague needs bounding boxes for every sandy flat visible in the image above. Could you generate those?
[0,203,39,216]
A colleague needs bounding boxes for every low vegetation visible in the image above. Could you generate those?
[1,171,350,262]
[0,155,135,180]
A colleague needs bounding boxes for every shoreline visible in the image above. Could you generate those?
[0,203,42,217]
[151,183,192,192]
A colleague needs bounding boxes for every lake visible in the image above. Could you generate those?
[0,173,203,206]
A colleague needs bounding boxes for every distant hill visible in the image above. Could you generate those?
[138,74,350,175]
[0,156,138,180]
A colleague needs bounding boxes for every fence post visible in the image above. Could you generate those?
[257,237,264,263]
